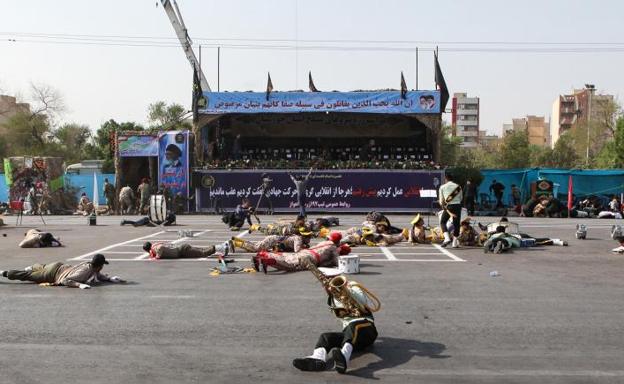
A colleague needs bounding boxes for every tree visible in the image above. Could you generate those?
[88,119,145,173]
[147,101,191,131]
[549,133,581,168]
[52,123,92,164]
[498,130,531,169]
[439,124,462,166]
[595,116,624,168]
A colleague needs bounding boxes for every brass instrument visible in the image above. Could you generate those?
[302,257,381,318]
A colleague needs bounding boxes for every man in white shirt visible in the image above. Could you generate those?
[438,172,463,248]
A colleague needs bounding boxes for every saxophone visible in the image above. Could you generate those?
[302,256,381,318]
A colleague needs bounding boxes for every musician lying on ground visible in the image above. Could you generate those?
[229,228,313,253]
[143,241,229,259]
[0,254,124,289]
[340,225,406,247]
[478,217,568,246]
[19,229,62,248]
[252,232,347,273]
[222,198,254,230]
[293,264,380,374]
[120,212,176,227]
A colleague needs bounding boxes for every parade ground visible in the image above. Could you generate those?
[1,214,624,384]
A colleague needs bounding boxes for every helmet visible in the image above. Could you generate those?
[339,244,351,255]
[328,232,342,244]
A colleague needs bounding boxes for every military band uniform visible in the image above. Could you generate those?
[438,175,463,247]
[231,234,309,253]
[255,240,340,272]
[293,280,378,374]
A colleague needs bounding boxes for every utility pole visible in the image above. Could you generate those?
[415,47,419,90]
[217,46,221,92]
[585,84,595,165]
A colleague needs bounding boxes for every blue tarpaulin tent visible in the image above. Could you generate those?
[477,168,624,205]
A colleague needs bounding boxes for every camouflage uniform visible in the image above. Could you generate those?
[138,182,152,214]
[104,181,116,214]
[149,243,216,259]
[457,224,480,246]
[258,240,339,272]
[119,186,135,214]
[233,235,309,253]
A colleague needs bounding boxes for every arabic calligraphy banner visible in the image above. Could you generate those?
[194,169,443,212]
[200,91,441,114]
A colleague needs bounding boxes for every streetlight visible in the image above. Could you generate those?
[584,84,595,165]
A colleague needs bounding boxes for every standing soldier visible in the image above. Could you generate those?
[103,178,116,215]
[119,185,135,214]
[289,168,313,218]
[137,178,152,215]
[439,172,463,248]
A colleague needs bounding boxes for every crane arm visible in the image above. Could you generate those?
[160,0,211,91]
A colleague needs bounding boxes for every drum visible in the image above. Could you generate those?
[149,194,167,223]
[338,255,360,274]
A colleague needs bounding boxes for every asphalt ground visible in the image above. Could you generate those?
[1,214,623,384]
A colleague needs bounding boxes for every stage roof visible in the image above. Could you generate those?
[199,90,441,115]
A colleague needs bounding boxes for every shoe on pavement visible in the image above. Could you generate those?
[452,238,460,248]
[441,240,451,248]
[292,357,326,372]
[329,348,347,374]
[611,246,624,254]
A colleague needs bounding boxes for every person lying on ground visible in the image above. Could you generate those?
[222,198,254,230]
[456,217,481,247]
[19,229,62,248]
[483,226,521,254]
[230,228,313,253]
[251,215,308,235]
[120,212,176,227]
[143,241,227,259]
[477,217,568,246]
[0,254,124,289]
[253,232,347,273]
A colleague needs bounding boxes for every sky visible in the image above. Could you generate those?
[1,0,624,136]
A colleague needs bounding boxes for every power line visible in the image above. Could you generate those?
[3,31,624,46]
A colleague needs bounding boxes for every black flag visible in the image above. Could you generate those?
[434,50,449,112]
[309,71,319,92]
[400,71,408,99]
[266,72,274,100]
[192,65,204,123]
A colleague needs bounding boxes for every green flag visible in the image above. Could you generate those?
[3,159,13,186]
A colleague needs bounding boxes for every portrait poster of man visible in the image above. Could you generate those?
[158,131,189,207]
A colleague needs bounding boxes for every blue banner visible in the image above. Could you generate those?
[195,169,443,212]
[158,131,190,203]
[200,91,441,114]
[118,135,159,157]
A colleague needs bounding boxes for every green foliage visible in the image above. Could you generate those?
[449,166,484,188]
[439,124,462,166]
[594,117,624,168]
[498,130,531,169]
[90,119,145,173]
[147,101,191,131]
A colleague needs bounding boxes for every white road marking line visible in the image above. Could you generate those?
[105,251,146,255]
[433,244,466,262]
[379,246,397,260]
[68,231,166,261]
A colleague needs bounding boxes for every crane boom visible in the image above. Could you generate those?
[160,0,211,91]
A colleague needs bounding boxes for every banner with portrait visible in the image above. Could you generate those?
[158,131,190,206]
